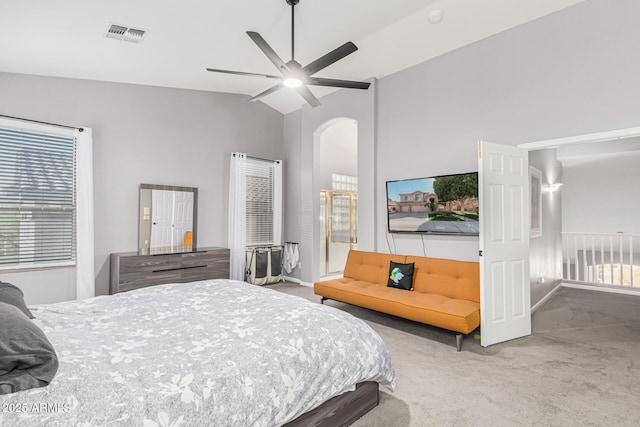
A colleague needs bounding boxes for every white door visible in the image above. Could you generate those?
[478,141,531,347]
[173,191,194,246]
[151,190,174,249]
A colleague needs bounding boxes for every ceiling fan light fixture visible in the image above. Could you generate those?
[283,77,303,88]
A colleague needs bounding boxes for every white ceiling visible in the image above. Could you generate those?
[0,0,584,114]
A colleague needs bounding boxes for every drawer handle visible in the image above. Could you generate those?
[152,265,208,273]
[151,250,208,257]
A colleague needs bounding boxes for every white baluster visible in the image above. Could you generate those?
[575,235,579,282]
[629,235,634,287]
[591,235,596,282]
[610,236,614,285]
[619,235,624,286]
[600,236,604,284]
[582,235,589,282]
[562,234,571,280]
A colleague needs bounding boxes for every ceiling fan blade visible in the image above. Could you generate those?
[206,68,281,80]
[303,42,358,76]
[306,77,370,90]
[296,85,321,108]
[248,83,284,102]
[246,31,289,74]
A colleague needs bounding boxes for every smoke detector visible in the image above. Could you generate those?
[428,10,443,24]
[105,23,148,44]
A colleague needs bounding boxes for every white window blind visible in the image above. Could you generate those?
[245,159,274,247]
[0,126,77,269]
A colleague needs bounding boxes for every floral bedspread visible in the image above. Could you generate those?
[0,279,395,426]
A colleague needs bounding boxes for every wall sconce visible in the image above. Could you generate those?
[543,183,563,193]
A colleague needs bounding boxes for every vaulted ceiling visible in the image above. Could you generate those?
[0,0,584,113]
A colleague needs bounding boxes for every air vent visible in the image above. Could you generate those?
[105,23,148,44]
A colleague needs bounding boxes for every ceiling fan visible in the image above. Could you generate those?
[206,0,370,108]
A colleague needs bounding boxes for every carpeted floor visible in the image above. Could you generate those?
[268,283,640,427]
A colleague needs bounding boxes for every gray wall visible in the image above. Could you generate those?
[529,149,563,307]
[375,0,640,265]
[282,110,303,280]
[319,120,358,190]
[0,72,283,303]
[562,151,640,235]
[284,80,376,284]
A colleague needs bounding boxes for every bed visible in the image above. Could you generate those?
[0,279,395,426]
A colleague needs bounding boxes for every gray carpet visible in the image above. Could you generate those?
[268,283,640,426]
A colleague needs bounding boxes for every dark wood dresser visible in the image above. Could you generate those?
[110,247,230,294]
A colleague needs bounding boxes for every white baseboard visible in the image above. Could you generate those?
[317,274,343,282]
[561,281,640,296]
[531,282,562,313]
[283,276,313,287]
[283,274,342,287]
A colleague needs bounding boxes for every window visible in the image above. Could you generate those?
[0,125,76,269]
[415,194,422,201]
[245,159,275,246]
[332,173,357,192]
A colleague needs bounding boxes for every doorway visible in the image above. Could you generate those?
[317,119,358,278]
[320,190,358,276]
[520,128,640,294]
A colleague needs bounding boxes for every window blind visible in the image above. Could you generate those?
[245,159,274,247]
[0,126,76,268]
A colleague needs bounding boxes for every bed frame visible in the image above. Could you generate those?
[284,382,379,427]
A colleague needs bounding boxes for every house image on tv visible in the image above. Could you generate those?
[395,191,439,213]
[393,191,479,214]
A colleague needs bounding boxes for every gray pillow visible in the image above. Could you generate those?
[0,302,58,395]
[0,282,34,319]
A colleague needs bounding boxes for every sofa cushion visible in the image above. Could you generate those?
[406,256,480,303]
[387,261,414,291]
[343,250,407,286]
[315,278,480,334]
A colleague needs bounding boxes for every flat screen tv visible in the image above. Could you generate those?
[386,172,479,235]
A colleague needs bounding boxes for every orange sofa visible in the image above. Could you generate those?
[314,250,480,351]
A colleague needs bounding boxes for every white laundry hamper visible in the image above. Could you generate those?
[245,246,284,285]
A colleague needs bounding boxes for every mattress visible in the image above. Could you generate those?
[0,279,395,426]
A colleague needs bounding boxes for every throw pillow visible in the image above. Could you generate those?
[387,261,414,291]
[0,282,35,319]
[0,302,58,395]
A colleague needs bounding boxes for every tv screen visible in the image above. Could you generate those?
[386,172,479,235]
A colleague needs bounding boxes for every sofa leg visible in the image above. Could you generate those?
[320,297,328,304]
[456,334,463,352]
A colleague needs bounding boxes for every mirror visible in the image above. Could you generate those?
[138,184,198,255]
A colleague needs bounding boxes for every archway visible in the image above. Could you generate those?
[315,118,358,278]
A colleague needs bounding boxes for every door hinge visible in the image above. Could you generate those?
[479,250,483,257]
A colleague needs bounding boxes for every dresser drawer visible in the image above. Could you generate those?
[181,251,215,268]
[180,265,217,282]
[117,270,183,293]
[208,255,230,279]
[119,254,181,273]
[110,248,230,294]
